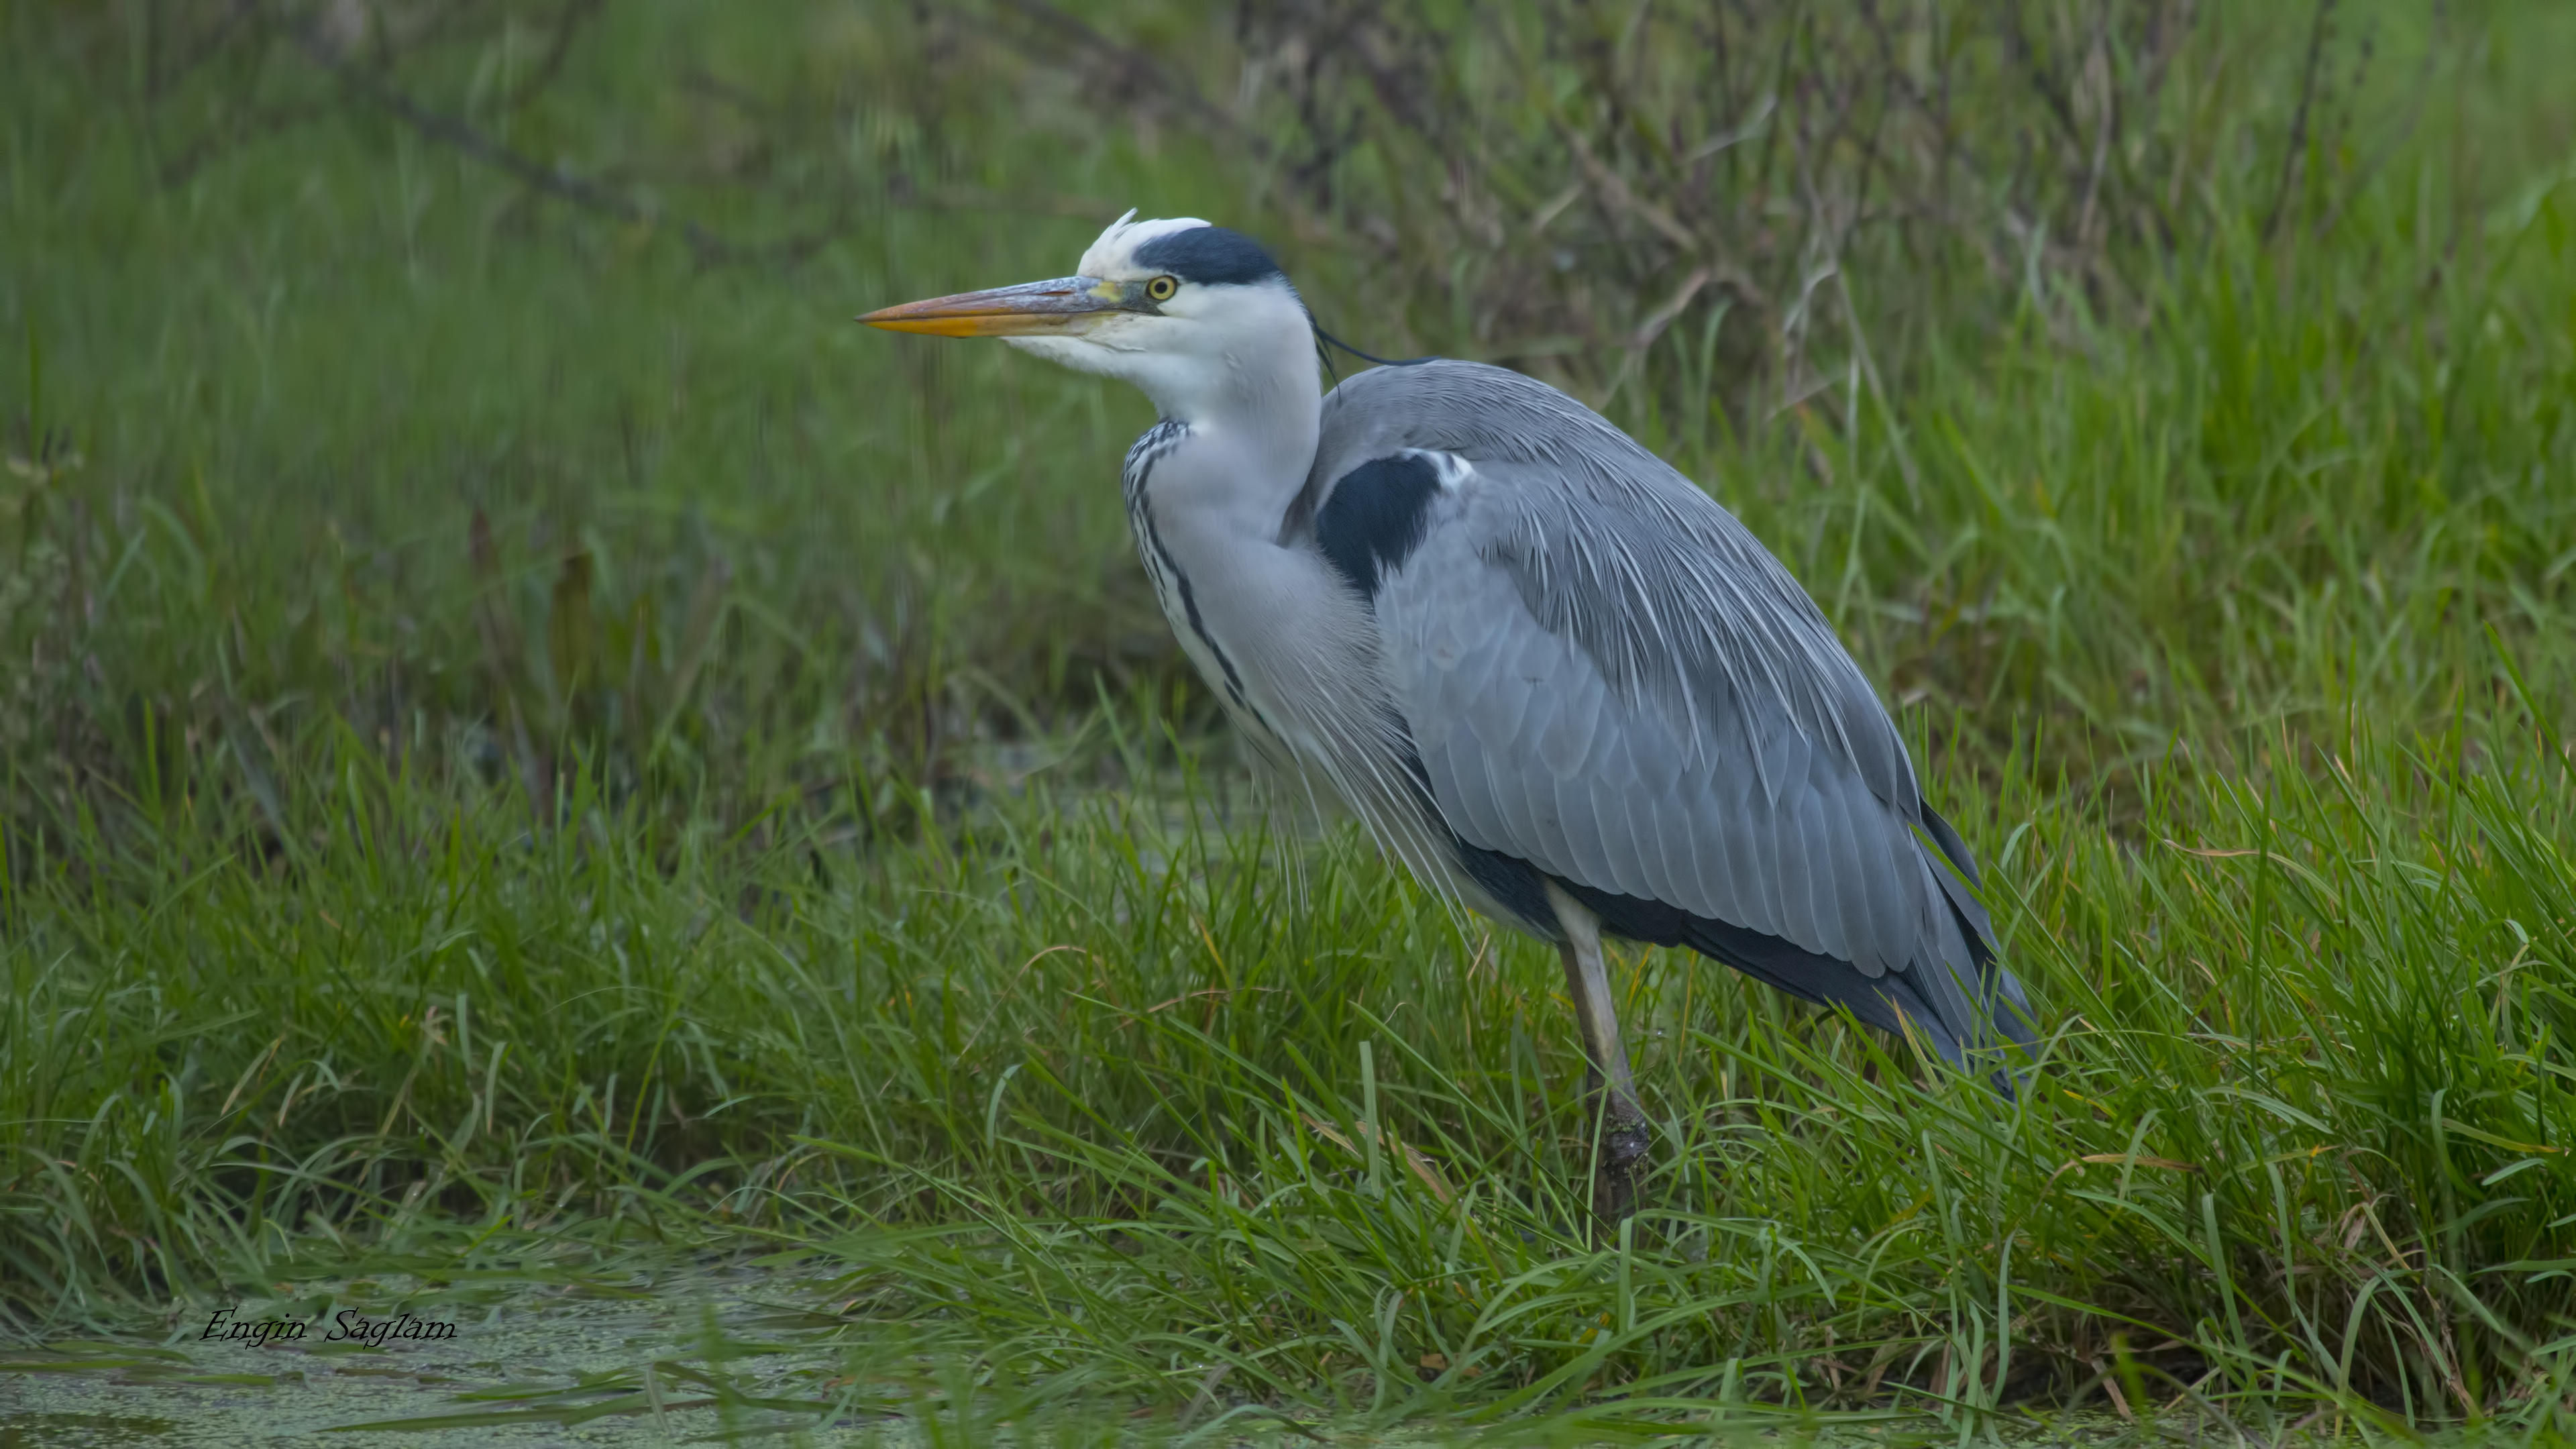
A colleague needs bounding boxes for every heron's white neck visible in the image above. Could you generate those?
[1156,347,1322,542]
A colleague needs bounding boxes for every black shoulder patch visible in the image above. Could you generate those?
[1132,225,1283,286]
[1315,453,1440,600]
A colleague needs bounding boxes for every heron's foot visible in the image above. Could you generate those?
[1589,1118,1652,1236]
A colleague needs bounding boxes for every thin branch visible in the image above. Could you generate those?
[284,17,843,269]
[158,99,337,186]
[2263,0,2339,244]
[990,0,1243,140]
[2314,7,2437,241]
[500,0,605,113]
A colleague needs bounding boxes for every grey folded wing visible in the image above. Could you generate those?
[1309,360,2033,1063]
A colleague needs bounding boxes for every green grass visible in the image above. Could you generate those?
[4,1,2575,1442]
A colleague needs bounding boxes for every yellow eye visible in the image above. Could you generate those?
[1145,276,1178,302]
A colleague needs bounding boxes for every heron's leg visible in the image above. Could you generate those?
[1544,881,1651,1228]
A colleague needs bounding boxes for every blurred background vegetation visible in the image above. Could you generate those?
[3,0,2573,1435]
[10,0,2569,824]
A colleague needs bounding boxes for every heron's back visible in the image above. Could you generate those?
[1293,360,2033,1069]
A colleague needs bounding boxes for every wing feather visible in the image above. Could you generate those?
[1678,768,1735,924]
[1658,777,1715,919]
[1313,359,2030,1063]
[1803,780,1858,962]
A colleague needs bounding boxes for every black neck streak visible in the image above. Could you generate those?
[1123,422,1256,716]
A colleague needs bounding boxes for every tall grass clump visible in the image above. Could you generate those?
[3,0,2573,1435]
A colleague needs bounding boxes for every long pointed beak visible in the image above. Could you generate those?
[857,276,1127,337]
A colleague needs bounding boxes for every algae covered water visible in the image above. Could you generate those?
[3,1257,883,1444]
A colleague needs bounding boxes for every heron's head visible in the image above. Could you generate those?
[859,212,1315,421]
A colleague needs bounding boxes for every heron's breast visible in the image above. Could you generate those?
[1122,445,1294,761]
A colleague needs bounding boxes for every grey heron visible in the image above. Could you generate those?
[863,213,2034,1220]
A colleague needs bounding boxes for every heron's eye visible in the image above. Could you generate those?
[1145,276,1179,302]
